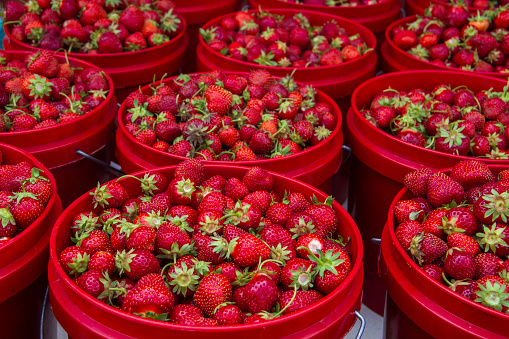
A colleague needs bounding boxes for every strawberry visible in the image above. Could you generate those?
[404,168,433,197]
[90,181,128,208]
[193,273,232,318]
[441,207,478,236]
[122,281,174,319]
[447,232,480,256]
[474,252,503,279]
[426,173,465,207]
[77,229,111,254]
[119,5,145,33]
[174,159,205,186]
[296,233,325,258]
[244,274,279,313]
[204,85,232,116]
[444,248,476,280]
[396,220,424,250]
[242,167,273,192]
[450,160,495,190]
[409,232,448,266]
[278,289,323,315]
[115,249,160,281]
[305,246,351,294]
[230,234,270,268]
[76,270,105,298]
[88,251,115,275]
[213,304,242,325]
[394,199,425,223]
[8,191,45,229]
[476,223,509,257]
[58,245,90,276]
[97,31,123,53]
[473,275,509,312]
[304,198,338,236]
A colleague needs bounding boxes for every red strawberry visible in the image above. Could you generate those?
[213,304,242,325]
[88,251,115,275]
[229,233,270,268]
[8,191,45,229]
[394,199,425,223]
[474,252,503,279]
[90,181,128,208]
[97,31,123,53]
[422,264,445,283]
[193,273,232,318]
[175,159,205,186]
[119,5,145,33]
[444,248,476,280]
[122,281,174,319]
[426,173,465,207]
[278,289,323,315]
[76,270,105,298]
[409,232,448,266]
[447,232,480,255]
[450,160,495,191]
[115,249,160,281]
[396,220,424,250]
[244,275,279,314]
[58,245,90,276]
[473,275,509,312]
[306,246,351,294]
[77,230,111,254]
[441,207,478,236]
[204,85,232,116]
[404,168,434,197]
[242,167,273,192]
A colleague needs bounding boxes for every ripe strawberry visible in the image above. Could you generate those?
[278,289,323,315]
[396,220,424,250]
[115,249,160,281]
[422,264,445,283]
[244,274,279,313]
[473,275,509,312]
[8,191,45,229]
[474,252,503,279]
[76,270,105,298]
[394,199,425,223]
[409,232,448,266]
[122,281,174,319]
[77,229,111,254]
[296,233,325,258]
[441,207,478,236]
[88,251,115,275]
[476,223,509,257]
[175,159,205,186]
[90,181,128,208]
[447,232,480,256]
[119,5,145,33]
[403,168,433,197]
[450,160,495,190]
[59,245,90,276]
[213,304,242,325]
[426,173,465,207]
[193,273,232,318]
[444,248,476,280]
[304,199,338,236]
[242,167,273,192]
[307,246,351,294]
[204,85,232,116]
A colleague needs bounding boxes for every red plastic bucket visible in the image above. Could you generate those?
[382,16,509,79]
[115,71,344,195]
[405,0,430,16]
[173,0,240,73]
[196,9,377,102]
[48,164,363,339]
[2,17,189,102]
[379,165,509,339]
[0,51,118,207]
[0,142,62,338]
[248,0,400,50]
[345,70,509,315]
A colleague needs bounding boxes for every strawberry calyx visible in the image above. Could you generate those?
[101,214,122,235]
[409,232,427,266]
[198,215,223,235]
[167,262,200,297]
[476,223,508,253]
[0,207,15,228]
[66,251,90,277]
[289,217,316,239]
[115,249,136,275]
[474,279,509,312]
[90,182,114,208]
[254,51,277,67]
[133,311,169,321]
[129,100,153,123]
[98,272,127,306]
[9,190,39,205]
[439,215,466,235]
[481,189,509,222]
[222,201,252,225]
[157,241,197,262]
[27,74,53,100]
[121,173,160,197]
[160,9,180,34]
[270,243,293,262]
[288,264,315,291]
[167,215,193,233]
[299,246,345,278]
[409,44,430,60]
[73,212,99,236]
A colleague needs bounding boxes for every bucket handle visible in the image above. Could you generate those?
[341,145,352,165]
[354,311,366,339]
[76,149,126,176]
[371,238,381,246]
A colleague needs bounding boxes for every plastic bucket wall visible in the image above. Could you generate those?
[382,16,509,79]
[0,143,62,338]
[173,0,240,73]
[3,18,189,101]
[115,71,344,195]
[48,164,363,339]
[405,0,429,16]
[0,51,118,207]
[196,9,377,101]
[345,70,509,315]
[379,167,509,338]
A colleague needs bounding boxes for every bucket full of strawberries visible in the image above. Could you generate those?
[382,3,509,77]
[345,69,509,315]
[0,50,118,207]
[0,142,62,338]
[48,160,364,338]
[2,0,189,101]
[248,0,401,50]
[196,8,377,111]
[115,70,344,196]
[380,160,509,338]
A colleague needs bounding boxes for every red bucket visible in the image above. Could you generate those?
[345,70,509,315]
[248,0,400,51]
[0,142,62,338]
[173,0,240,73]
[0,51,118,207]
[115,71,344,195]
[2,17,189,102]
[196,9,377,104]
[48,164,364,339]
[379,165,509,339]
[382,15,509,79]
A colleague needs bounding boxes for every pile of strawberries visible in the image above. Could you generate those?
[58,159,352,325]
[201,10,371,68]
[122,70,337,161]
[3,0,183,53]
[0,50,109,132]
[435,0,507,11]
[363,82,509,158]
[390,3,509,73]
[0,149,53,247]
[263,0,387,6]
[394,160,509,314]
